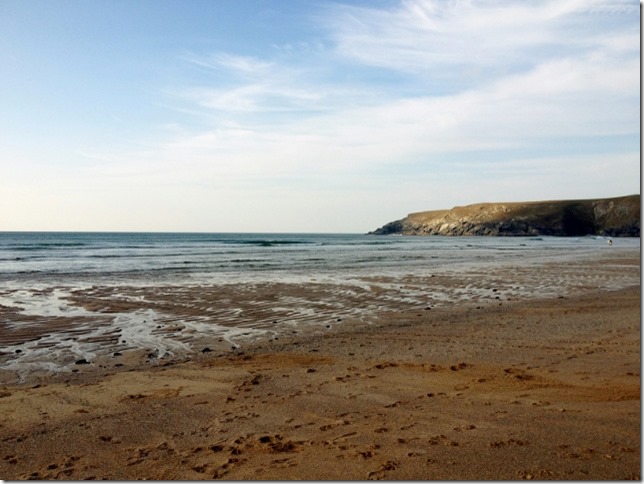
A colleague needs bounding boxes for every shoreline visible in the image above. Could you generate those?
[0,250,639,385]
[0,284,640,480]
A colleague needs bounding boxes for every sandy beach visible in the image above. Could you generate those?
[0,260,639,480]
[3,0,640,478]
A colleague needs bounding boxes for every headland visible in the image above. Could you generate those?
[370,194,640,236]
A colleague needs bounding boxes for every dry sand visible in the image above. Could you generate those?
[0,270,640,479]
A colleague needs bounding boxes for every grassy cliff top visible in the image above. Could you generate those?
[372,195,640,236]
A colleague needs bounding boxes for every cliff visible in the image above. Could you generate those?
[370,195,640,237]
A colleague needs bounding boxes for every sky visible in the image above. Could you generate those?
[0,0,640,233]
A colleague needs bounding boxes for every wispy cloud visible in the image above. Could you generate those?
[184,52,275,77]
[182,84,323,114]
[178,52,329,115]
[325,0,638,78]
[42,0,638,231]
[171,1,637,136]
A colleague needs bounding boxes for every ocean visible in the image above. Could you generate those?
[0,232,639,381]
[0,231,637,282]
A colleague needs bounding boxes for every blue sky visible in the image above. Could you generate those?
[1,0,640,232]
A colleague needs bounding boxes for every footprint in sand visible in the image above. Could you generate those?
[357,450,377,459]
[3,454,18,464]
[268,456,298,469]
[367,460,399,480]
[453,424,477,432]
[490,438,529,448]
[428,435,459,447]
[319,419,350,431]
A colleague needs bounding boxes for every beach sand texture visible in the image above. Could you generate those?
[0,258,640,479]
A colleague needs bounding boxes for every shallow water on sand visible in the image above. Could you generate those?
[0,233,639,382]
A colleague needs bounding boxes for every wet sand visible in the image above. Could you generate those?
[0,252,640,384]
[0,280,639,479]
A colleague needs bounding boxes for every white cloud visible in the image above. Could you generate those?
[9,0,634,232]
[86,39,638,201]
[182,84,322,113]
[166,0,638,161]
[183,53,274,77]
[325,0,638,78]
[178,51,331,115]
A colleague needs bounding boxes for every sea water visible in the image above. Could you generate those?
[0,231,638,283]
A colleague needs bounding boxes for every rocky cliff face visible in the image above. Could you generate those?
[370,195,640,237]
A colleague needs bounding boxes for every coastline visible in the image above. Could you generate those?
[0,244,639,385]
[0,281,639,479]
